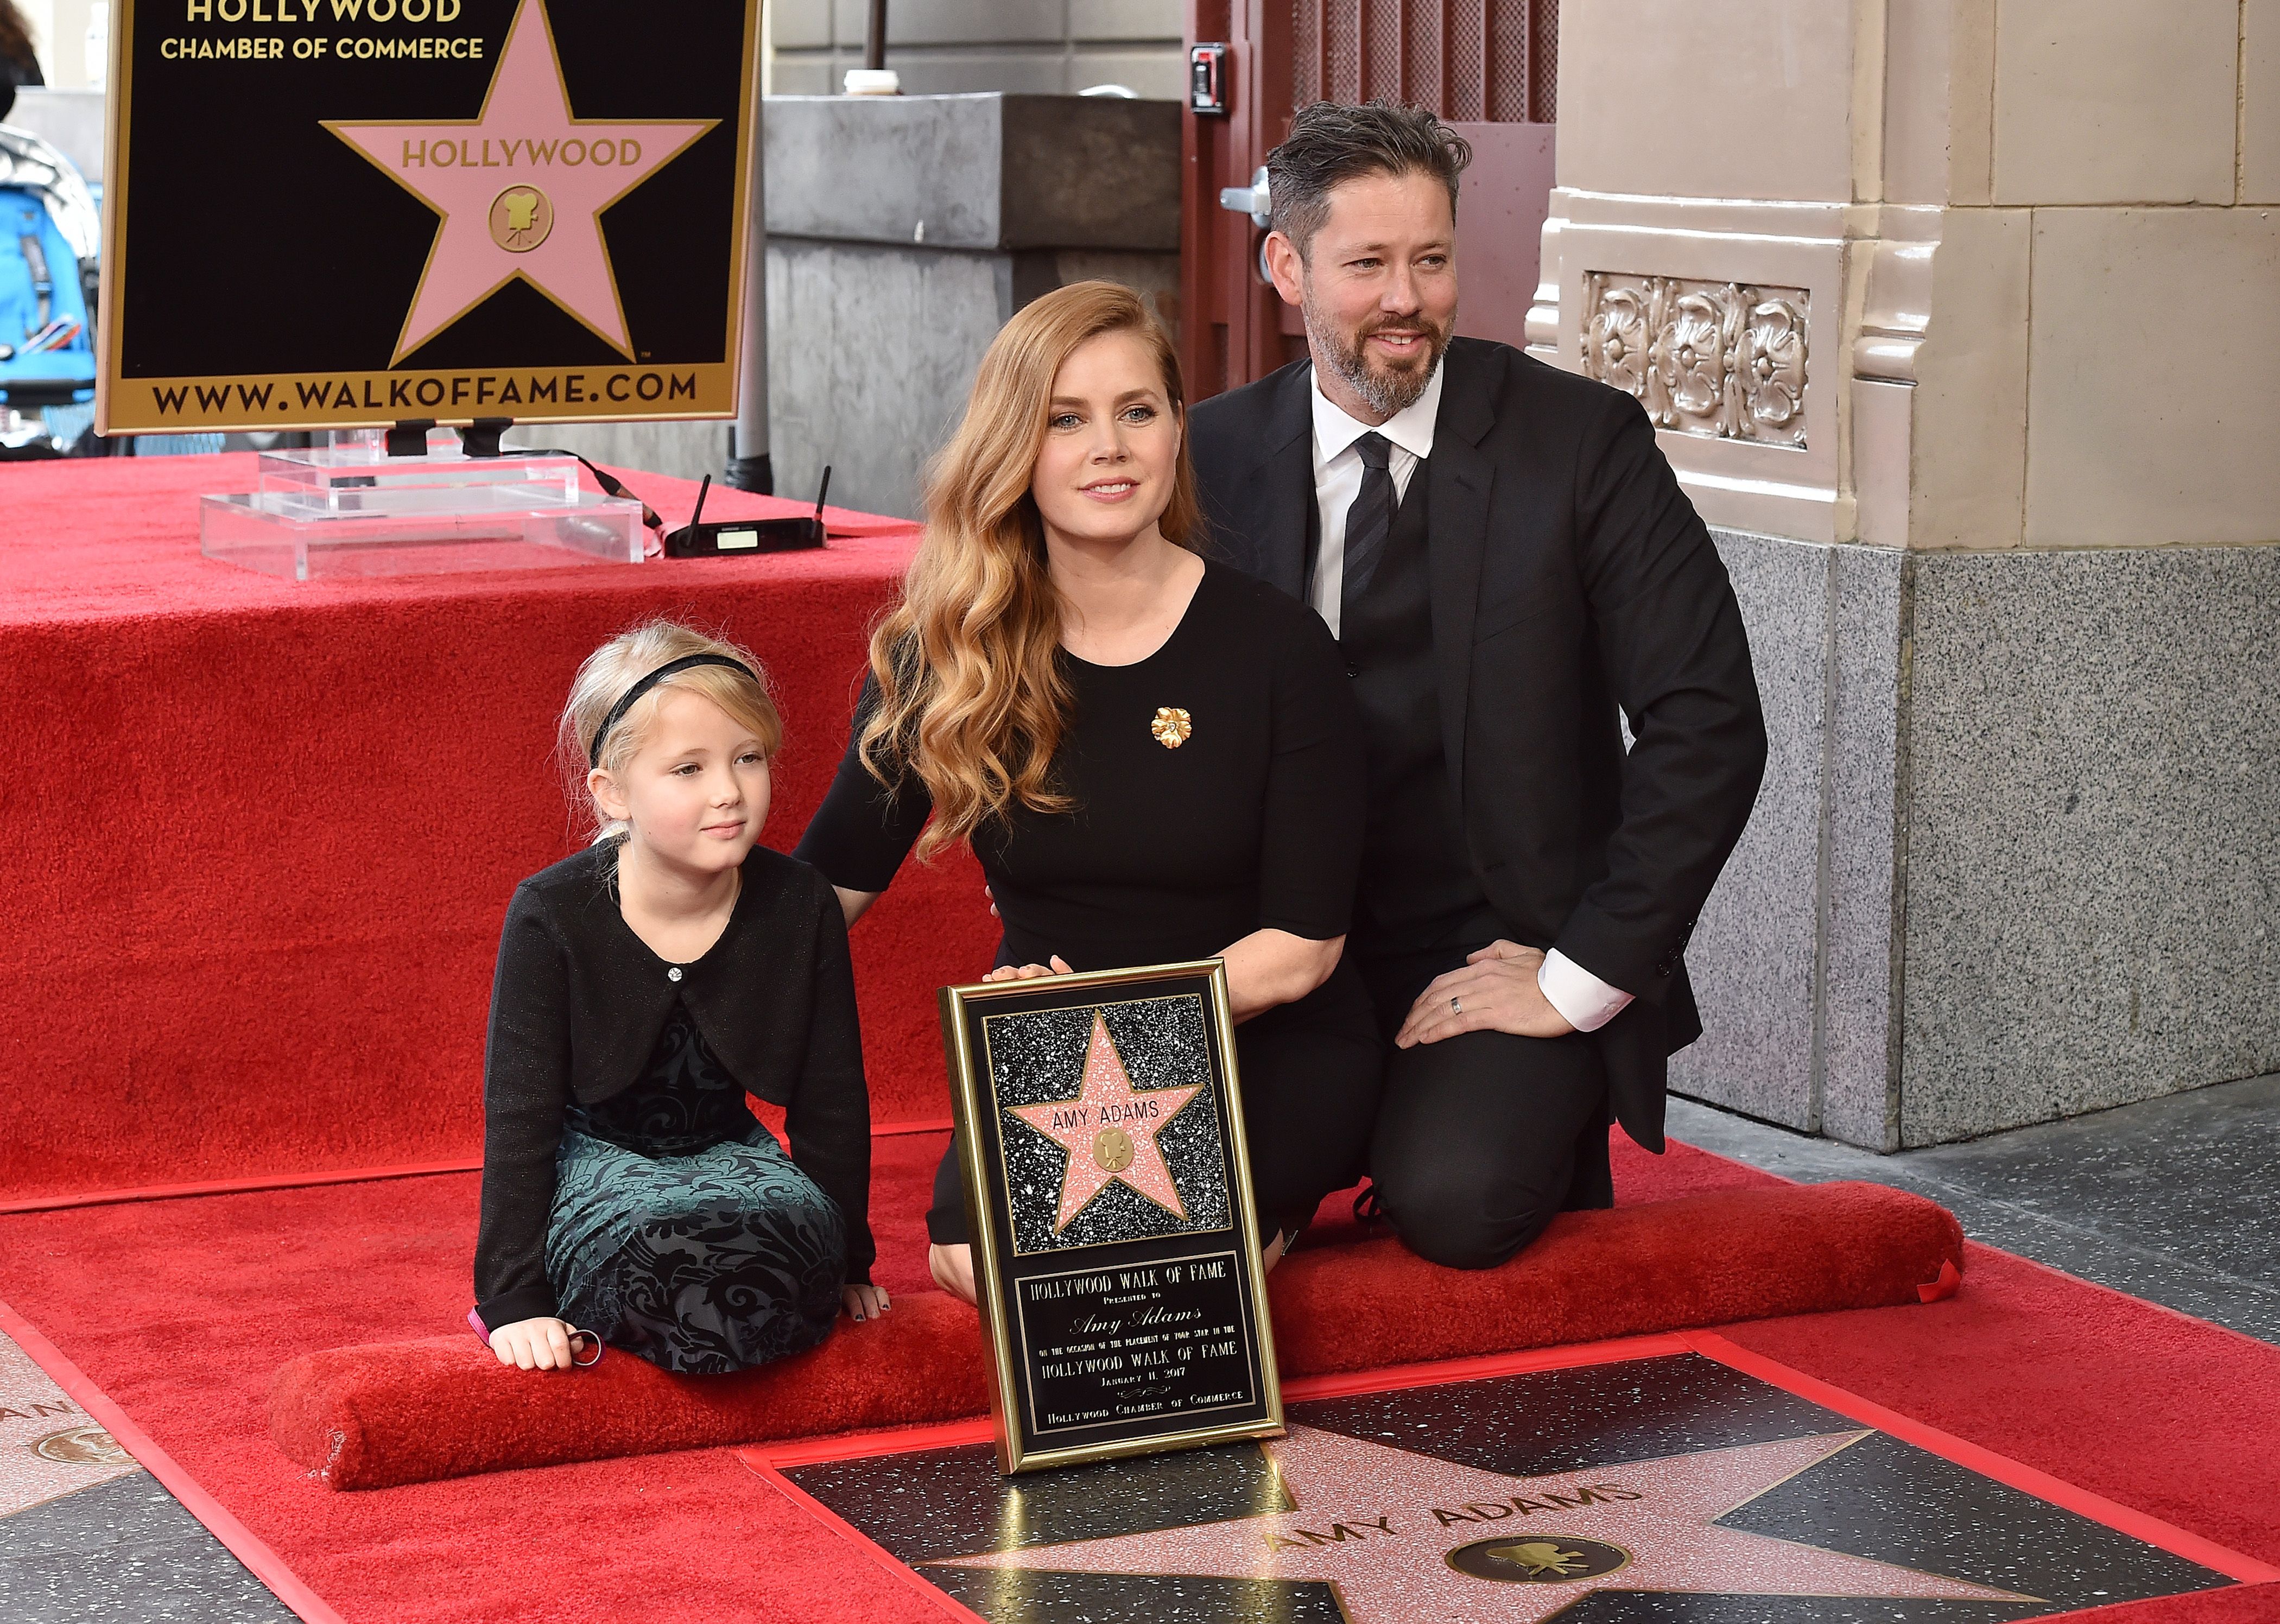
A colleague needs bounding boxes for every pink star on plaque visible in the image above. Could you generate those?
[932,1425,2039,1622]
[1007,1012,1201,1232]
[324,0,713,360]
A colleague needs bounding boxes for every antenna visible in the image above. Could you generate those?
[813,465,832,521]
[688,473,713,530]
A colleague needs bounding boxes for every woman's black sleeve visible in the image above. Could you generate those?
[790,673,933,894]
[1254,604,1368,941]
[473,890,573,1330]
[785,872,876,1284]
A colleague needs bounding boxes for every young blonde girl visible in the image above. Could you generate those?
[474,621,887,1374]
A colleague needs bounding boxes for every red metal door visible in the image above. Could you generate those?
[1181,0,1560,402]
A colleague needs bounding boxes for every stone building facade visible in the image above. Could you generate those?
[766,0,1184,99]
[1530,0,2279,1147]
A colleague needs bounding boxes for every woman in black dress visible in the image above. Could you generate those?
[794,281,1382,1302]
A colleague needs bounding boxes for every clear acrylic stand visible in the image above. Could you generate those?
[199,429,646,581]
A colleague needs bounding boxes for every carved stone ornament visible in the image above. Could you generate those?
[1581,272,1810,449]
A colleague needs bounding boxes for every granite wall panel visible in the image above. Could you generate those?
[1895,545,2280,1143]
[1668,531,1832,1131]
[1665,533,2273,1151]
[1818,544,1908,1150]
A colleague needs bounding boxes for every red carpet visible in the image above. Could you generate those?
[268,1177,1961,1488]
[0,456,995,1204]
[8,457,2277,1621]
[1,1134,2275,1622]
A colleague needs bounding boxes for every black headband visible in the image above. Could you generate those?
[587,653,759,767]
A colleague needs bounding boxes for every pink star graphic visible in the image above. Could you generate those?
[324,0,713,360]
[933,1425,2039,1622]
[1006,1012,1202,1233]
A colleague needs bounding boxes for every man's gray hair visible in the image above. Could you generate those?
[1266,100,1473,261]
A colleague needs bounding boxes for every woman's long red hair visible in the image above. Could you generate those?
[859,281,1200,858]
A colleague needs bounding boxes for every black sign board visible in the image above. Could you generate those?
[939,961,1283,1475]
[96,0,759,432]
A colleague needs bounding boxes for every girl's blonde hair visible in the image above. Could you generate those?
[557,620,782,845]
[859,281,1200,859]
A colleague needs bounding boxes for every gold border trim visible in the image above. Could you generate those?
[93,0,761,434]
[941,959,1285,1476]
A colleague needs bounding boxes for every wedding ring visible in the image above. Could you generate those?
[1451,995,1463,1016]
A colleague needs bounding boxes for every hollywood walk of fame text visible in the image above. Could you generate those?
[1017,1251,1256,1434]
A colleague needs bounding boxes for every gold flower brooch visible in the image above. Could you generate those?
[1150,707,1193,749]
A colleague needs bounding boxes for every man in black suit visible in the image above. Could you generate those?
[1189,102,1768,1270]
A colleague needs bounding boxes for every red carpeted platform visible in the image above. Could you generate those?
[10,458,2279,1622]
[0,456,994,1204]
[268,1176,1962,1489]
[2,1134,2276,1623]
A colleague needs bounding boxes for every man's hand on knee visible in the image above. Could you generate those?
[1395,940,1576,1048]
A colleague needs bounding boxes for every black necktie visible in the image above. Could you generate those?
[1341,432,1396,624]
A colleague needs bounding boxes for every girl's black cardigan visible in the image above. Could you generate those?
[473,841,873,1329]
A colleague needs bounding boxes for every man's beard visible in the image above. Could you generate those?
[1302,284,1453,417]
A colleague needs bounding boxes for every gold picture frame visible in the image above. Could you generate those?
[939,959,1284,1475]
[93,0,761,433]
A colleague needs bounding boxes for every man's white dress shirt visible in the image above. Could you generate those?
[1306,366,1634,1036]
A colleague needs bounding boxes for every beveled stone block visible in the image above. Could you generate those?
[1992,0,2238,205]
[2024,207,2280,548]
[764,92,1180,252]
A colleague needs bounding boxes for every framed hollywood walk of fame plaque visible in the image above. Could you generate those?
[94,0,759,432]
[939,960,1284,1475]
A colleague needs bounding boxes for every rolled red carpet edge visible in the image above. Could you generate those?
[271,1179,1963,1490]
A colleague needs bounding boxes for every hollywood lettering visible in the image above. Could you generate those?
[181,0,466,20]
[398,137,649,170]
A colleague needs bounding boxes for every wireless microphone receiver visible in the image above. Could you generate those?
[664,466,833,557]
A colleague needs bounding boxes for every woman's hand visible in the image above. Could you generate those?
[842,1283,892,1322]
[488,1317,579,1372]
[1218,929,1342,1023]
[981,955,1073,982]
[929,1243,979,1305]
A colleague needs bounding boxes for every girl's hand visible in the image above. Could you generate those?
[981,955,1073,982]
[843,1283,892,1322]
[489,1317,578,1371]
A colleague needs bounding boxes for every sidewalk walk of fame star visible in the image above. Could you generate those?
[1006,1011,1202,1232]
[324,0,715,361]
[930,1424,2039,1622]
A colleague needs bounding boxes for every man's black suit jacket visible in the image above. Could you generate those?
[1188,337,1767,1153]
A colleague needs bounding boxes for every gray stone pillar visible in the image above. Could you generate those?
[1535,1,2280,1148]
[762,92,1181,519]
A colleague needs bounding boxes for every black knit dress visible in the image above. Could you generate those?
[794,561,1384,1243]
